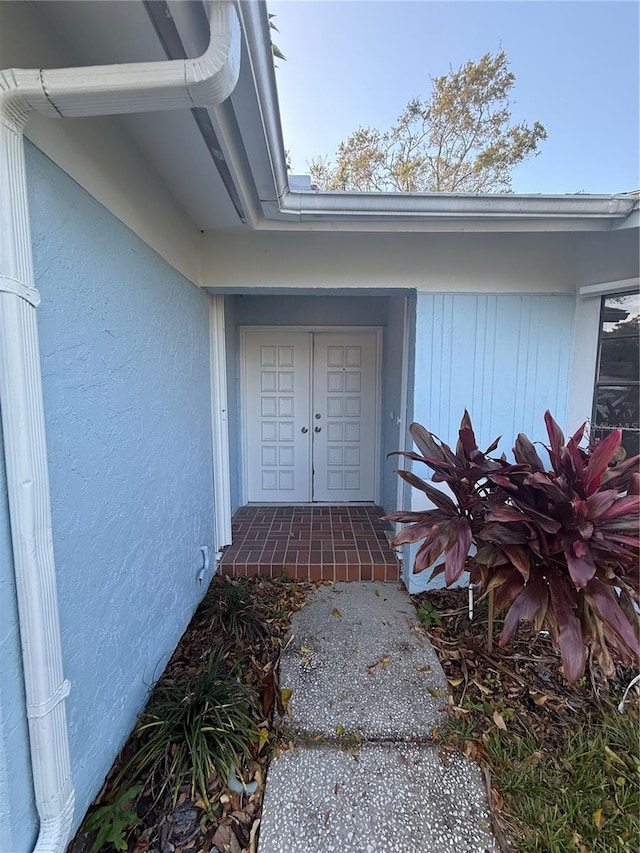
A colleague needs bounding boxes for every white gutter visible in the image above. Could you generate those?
[236,1,638,229]
[277,188,637,221]
[0,4,240,852]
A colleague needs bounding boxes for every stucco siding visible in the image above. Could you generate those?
[406,291,575,593]
[13,143,216,840]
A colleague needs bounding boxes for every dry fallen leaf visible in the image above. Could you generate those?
[248,818,260,853]
[572,832,589,853]
[331,608,342,618]
[593,808,605,830]
[492,785,505,810]
[280,688,293,712]
[257,728,269,754]
[493,710,507,731]
[472,679,492,696]
[529,691,549,706]
[604,745,627,767]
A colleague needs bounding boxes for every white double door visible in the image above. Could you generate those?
[243,329,380,503]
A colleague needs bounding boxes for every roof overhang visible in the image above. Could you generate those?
[29,0,640,235]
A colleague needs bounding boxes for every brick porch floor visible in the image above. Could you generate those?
[218,505,400,582]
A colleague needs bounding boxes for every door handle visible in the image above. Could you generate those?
[301,427,309,433]
[314,426,321,433]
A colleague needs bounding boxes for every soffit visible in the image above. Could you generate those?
[32,0,250,231]
[20,2,640,235]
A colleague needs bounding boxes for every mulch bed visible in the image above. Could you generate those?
[68,576,313,853]
[68,580,638,853]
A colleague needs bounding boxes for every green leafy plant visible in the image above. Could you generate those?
[386,411,640,683]
[269,14,286,62]
[121,651,259,806]
[416,603,443,629]
[84,785,142,852]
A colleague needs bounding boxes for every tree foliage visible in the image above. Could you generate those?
[310,51,546,193]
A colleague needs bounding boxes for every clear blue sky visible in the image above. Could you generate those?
[268,1,639,193]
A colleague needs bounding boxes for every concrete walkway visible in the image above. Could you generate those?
[258,582,498,853]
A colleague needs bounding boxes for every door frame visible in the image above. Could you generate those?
[209,296,233,552]
[240,325,383,505]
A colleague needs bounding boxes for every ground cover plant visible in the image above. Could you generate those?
[416,589,640,853]
[68,575,310,853]
[387,411,640,683]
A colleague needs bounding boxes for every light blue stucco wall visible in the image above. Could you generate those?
[0,143,215,847]
[404,291,576,593]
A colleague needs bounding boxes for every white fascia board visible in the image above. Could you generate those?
[579,277,640,298]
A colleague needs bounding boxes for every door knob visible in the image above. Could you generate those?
[301,427,308,433]
[314,426,322,433]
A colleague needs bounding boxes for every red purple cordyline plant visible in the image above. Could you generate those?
[386,411,640,683]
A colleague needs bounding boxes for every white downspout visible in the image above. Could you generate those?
[0,4,240,852]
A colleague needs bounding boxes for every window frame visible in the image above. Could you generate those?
[591,290,639,454]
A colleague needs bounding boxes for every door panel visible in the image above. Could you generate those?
[244,331,311,502]
[243,329,379,502]
[312,332,378,501]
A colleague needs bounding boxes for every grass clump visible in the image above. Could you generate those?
[121,650,259,807]
[484,711,639,852]
[442,705,640,850]
[200,576,278,644]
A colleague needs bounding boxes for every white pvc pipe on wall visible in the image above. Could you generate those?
[0,4,240,852]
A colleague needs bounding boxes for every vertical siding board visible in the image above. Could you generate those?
[529,296,545,438]
[411,289,575,593]
[474,294,487,435]
[512,295,525,439]
[414,290,575,459]
[484,294,499,447]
